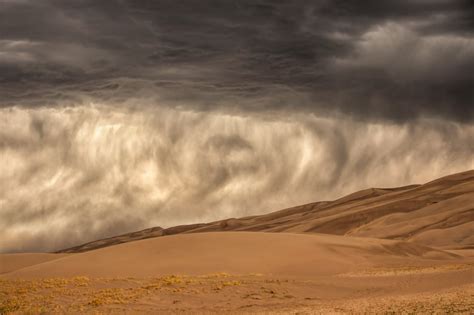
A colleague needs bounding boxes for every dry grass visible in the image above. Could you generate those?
[1,274,472,314]
[0,274,253,313]
[340,263,474,277]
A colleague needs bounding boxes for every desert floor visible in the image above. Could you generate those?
[1,232,473,314]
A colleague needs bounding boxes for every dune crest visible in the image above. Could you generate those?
[58,170,474,253]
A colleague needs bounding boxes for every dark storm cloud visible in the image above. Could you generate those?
[1,0,473,121]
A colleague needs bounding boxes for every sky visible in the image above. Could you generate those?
[1,0,473,252]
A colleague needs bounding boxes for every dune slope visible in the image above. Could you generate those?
[58,170,474,253]
[0,253,69,275]
[2,232,459,279]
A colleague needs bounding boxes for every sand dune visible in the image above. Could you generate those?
[58,170,474,253]
[2,232,461,279]
[0,253,68,275]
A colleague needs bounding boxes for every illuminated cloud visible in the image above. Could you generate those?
[1,105,473,252]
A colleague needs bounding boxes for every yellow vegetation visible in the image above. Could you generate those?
[0,273,253,313]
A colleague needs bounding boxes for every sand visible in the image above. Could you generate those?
[0,253,69,275]
[2,232,460,279]
[1,232,473,313]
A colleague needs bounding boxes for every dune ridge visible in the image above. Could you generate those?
[58,170,474,253]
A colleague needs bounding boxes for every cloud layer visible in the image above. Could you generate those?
[1,0,473,121]
[1,104,473,252]
[0,1,473,251]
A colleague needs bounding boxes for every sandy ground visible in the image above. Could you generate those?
[1,232,473,314]
[1,273,473,314]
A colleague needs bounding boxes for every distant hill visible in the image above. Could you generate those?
[57,170,474,253]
